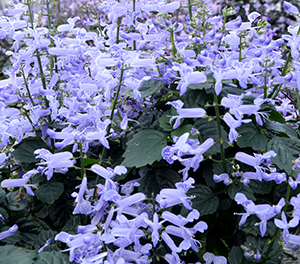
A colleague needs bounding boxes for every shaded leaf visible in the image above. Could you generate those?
[138,79,165,98]
[36,182,64,205]
[265,120,298,139]
[171,124,197,139]
[122,130,167,168]
[227,182,256,201]
[194,119,229,155]
[159,108,178,131]
[12,138,48,163]
[35,251,71,264]
[228,246,251,264]
[0,245,36,264]
[138,168,181,198]
[0,189,5,204]
[182,89,207,108]
[187,184,219,215]
[34,229,57,251]
[236,123,268,151]
[267,137,300,175]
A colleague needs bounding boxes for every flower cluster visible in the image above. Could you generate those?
[0,0,300,263]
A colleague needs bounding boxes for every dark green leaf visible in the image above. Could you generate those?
[228,246,251,264]
[171,124,197,139]
[267,137,300,175]
[159,108,178,131]
[236,123,268,151]
[34,229,57,251]
[138,79,165,98]
[48,178,79,229]
[265,120,298,139]
[227,182,256,201]
[122,130,167,168]
[264,106,286,124]
[120,88,134,98]
[0,226,23,244]
[0,245,36,264]
[36,182,64,205]
[182,89,207,108]
[138,168,181,198]
[220,86,244,97]
[62,215,81,234]
[248,180,273,195]
[194,118,229,155]
[186,184,219,215]
[0,189,5,204]
[12,138,48,163]
[35,251,72,264]
[32,173,46,184]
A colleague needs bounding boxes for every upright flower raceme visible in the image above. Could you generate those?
[162,132,214,180]
[34,149,75,180]
[166,100,206,129]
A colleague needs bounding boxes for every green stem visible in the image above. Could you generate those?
[218,14,227,48]
[264,74,267,99]
[26,0,34,29]
[79,141,85,180]
[156,64,162,78]
[297,90,300,116]
[133,0,136,50]
[93,66,125,198]
[170,29,177,57]
[239,35,242,62]
[270,27,300,99]
[188,0,192,20]
[46,0,55,75]
[214,92,227,173]
[21,67,35,106]
[116,17,121,44]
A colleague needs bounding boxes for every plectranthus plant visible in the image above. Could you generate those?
[1,0,300,263]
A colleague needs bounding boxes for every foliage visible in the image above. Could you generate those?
[0,0,300,264]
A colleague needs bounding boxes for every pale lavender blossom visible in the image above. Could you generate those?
[166,100,206,129]
[0,224,18,240]
[34,149,74,180]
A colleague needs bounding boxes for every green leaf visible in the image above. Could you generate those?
[33,229,57,251]
[0,226,23,244]
[138,79,165,98]
[35,251,72,264]
[236,123,268,151]
[260,103,286,124]
[227,182,256,201]
[267,137,300,175]
[36,182,64,205]
[182,89,207,108]
[122,79,165,99]
[194,118,229,155]
[62,215,81,234]
[138,168,181,198]
[228,246,251,264]
[264,119,298,139]
[121,130,167,168]
[171,124,197,139]
[159,108,178,131]
[249,180,273,195]
[186,184,219,215]
[0,189,5,204]
[12,138,49,163]
[0,245,36,264]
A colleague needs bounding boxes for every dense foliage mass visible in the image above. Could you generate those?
[1,0,300,263]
